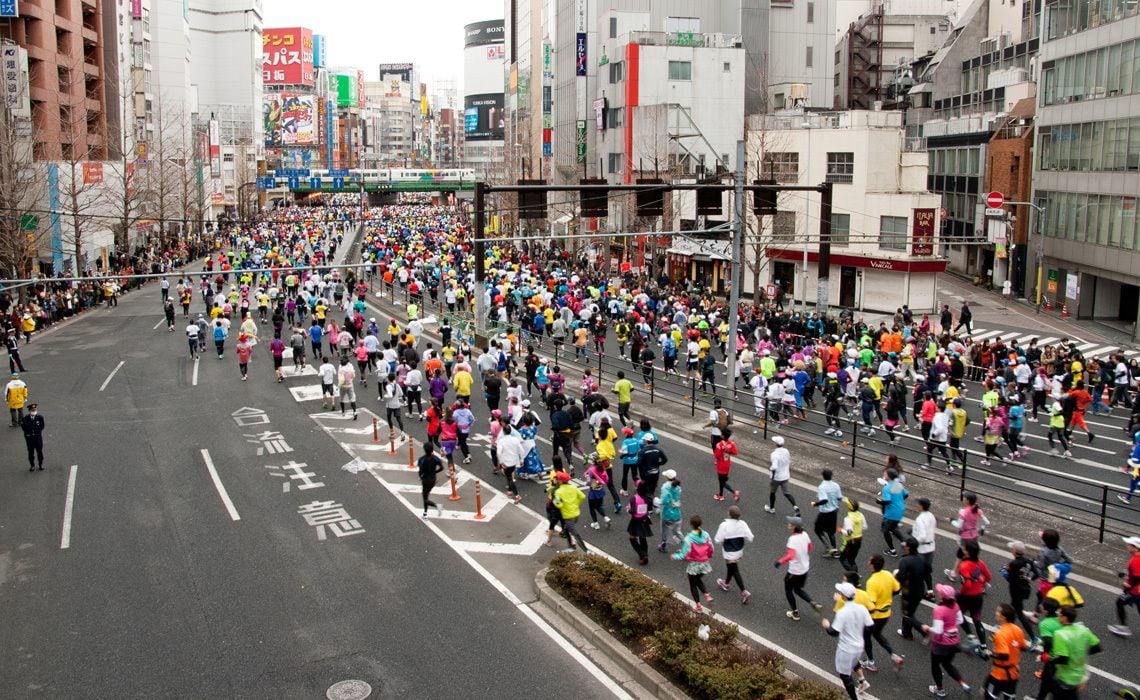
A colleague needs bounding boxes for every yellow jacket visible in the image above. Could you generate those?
[5,379,28,409]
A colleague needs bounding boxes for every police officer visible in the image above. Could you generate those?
[20,402,45,471]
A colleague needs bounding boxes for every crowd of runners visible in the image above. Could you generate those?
[16,194,1140,700]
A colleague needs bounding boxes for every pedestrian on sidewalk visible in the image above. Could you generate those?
[656,470,682,552]
[714,505,755,604]
[954,301,973,335]
[775,516,822,621]
[838,498,866,572]
[627,480,654,565]
[822,581,875,700]
[765,436,800,515]
[713,428,740,502]
[417,442,444,518]
[811,468,843,557]
[20,403,45,471]
[1108,536,1140,638]
[673,514,715,613]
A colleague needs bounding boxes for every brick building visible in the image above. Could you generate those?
[984,98,1035,295]
[1,0,110,160]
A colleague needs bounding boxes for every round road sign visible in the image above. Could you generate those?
[985,191,1004,208]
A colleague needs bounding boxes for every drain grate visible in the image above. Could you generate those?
[327,680,372,700]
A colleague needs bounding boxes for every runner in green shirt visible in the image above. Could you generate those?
[1047,606,1102,698]
[612,371,634,427]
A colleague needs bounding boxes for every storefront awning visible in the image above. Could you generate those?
[766,248,947,273]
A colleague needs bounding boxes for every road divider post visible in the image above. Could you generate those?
[474,480,486,519]
[448,463,461,501]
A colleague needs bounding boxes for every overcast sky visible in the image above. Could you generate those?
[262,0,503,89]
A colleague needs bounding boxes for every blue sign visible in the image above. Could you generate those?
[575,33,587,76]
[254,177,274,190]
[543,142,552,157]
[0,0,18,19]
[287,177,300,189]
[332,177,345,189]
[309,177,322,189]
[329,169,349,177]
[275,168,311,178]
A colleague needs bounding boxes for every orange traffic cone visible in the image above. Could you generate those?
[1061,303,1069,318]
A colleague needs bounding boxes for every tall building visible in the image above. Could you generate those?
[1034,0,1140,327]
[504,0,545,180]
[463,19,505,174]
[189,0,263,219]
[364,78,415,166]
[261,26,318,171]
[150,0,193,110]
[0,0,111,160]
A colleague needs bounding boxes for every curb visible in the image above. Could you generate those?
[533,566,689,700]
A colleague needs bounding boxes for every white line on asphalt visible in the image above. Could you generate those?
[98,361,125,392]
[970,330,1003,341]
[152,318,164,330]
[60,464,78,550]
[192,357,199,386]
[200,449,240,521]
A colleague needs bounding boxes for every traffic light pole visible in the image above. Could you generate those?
[726,140,745,388]
[817,181,833,314]
[473,180,487,348]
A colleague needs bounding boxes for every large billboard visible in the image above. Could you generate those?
[262,27,315,86]
[464,93,504,141]
[264,93,317,147]
[465,20,505,48]
[332,74,357,108]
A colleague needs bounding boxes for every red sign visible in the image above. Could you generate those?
[82,162,103,185]
[985,191,1004,208]
[911,208,936,256]
[262,27,315,86]
[766,248,948,274]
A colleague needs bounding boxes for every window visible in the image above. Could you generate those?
[609,61,624,84]
[608,107,624,127]
[665,16,700,33]
[806,46,814,68]
[826,152,854,183]
[668,61,692,81]
[223,153,235,162]
[830,213,851,246]
[723,62,731,72]
[807,2,815,23]
[879,216,908,250]
[609,16,618,39]
[765,152,800,184]
[607,152,623,174]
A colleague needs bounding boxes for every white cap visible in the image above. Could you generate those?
[1125,536,1140,548]
[835,582,857,599]
[662,469,677,481]
[772,436,785,446]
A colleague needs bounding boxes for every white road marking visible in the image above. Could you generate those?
[152,318,164,330]
[60,464,78,550]
[289,385,324,402]
[98,361,125,392]
[200,449,240,521]
[970,330,1003,341]
[192,357,199,386]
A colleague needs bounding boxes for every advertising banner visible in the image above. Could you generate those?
[264,93,316,147]
[593,98,606,130]
[576,120,587,163]
[911,208,935,256]
[0,0,17,19]
[463,93,504,141]
[465,20,505,48]
[575,33,588,76]
[262,27,315,86]
[2,43,30,116]
[208,119,221,177]
[333,74,357,108]
[312,34,326,69]
[82,162,103,185]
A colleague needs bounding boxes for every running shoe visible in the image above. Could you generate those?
[717,578,730,592]
[785,610,801,621]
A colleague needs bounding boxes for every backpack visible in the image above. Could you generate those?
[687,537,714,563]
[716,408,731,430]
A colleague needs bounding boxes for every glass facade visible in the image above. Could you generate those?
[1038,116,1140,172]
[1039,191,1140,250]
[1041,38,1139,106]
[1044,0,1139,42]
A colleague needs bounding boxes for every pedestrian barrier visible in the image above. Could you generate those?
[388,426,397,455]
[474,479,486,520]
[372,416,380,443]
[407,440,415,469]
[448,463,461,501]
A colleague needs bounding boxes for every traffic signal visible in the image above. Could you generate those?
[635,178,664,217]
[517,179,547,219]
[753,179,777,217]
[579,178,609,218]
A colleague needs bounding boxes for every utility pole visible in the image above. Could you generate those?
[817,181,833,313]
[726,140,745,384]
[473,180,487,347]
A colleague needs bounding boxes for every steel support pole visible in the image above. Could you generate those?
[817,181,833,314]
[726,140,746,384]
[473,181,487,349]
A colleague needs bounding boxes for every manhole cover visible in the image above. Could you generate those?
[326,680,372,700]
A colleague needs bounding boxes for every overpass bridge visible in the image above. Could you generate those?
[256,168,481,195]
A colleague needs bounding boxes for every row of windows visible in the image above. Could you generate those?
[1041,38,1140,106]
[768,213,910,250]
[1039,191,1140,251]
[758,152,856,184]
[1038,116,1140,173]
[1043,0,1138,42]
[927,146,982,177]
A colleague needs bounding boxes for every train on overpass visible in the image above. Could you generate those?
[261,168,481,194]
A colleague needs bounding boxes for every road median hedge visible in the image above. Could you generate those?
[546,553,841,700]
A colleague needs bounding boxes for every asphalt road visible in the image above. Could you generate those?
[362,289,1140,700]
[0,284,616,699]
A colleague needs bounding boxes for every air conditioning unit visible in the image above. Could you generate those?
[788,83,809,106]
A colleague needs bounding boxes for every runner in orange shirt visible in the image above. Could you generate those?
[1067,381,1096,444]
[984,603,1027,700]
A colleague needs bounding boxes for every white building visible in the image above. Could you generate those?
[746,109,945,313]
[189,0,264,219]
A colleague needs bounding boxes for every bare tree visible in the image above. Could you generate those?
[103,83,147,253]
[0,98,47,282]
[742,62,791,304]
[54,56,108,274]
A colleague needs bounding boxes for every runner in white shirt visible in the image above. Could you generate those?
[822,582,875,700]
[318,359,337,411]
[774,515,822,620]
[185,322,200,359]
[337,357,357,419]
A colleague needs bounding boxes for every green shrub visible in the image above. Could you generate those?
[546,554,841,700]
